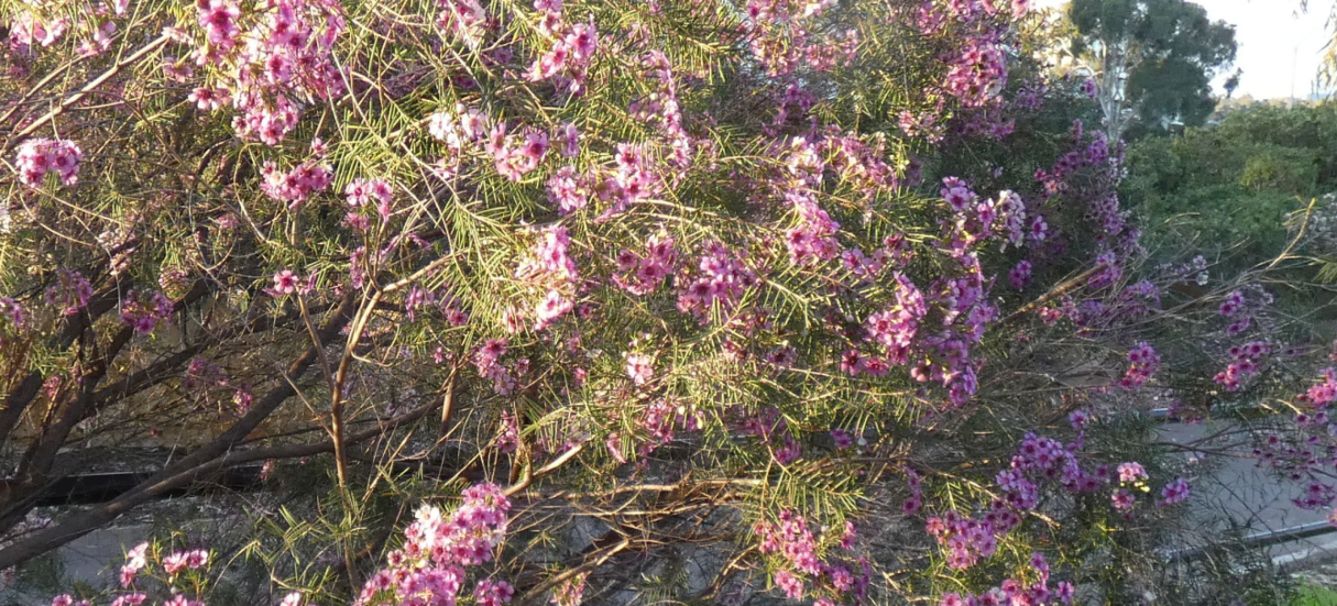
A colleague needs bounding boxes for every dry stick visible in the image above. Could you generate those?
[517,537,635,605]
[0,61,75,126]
[4,34,170,151]
[439,362,460,438]
[998,265,1100,327]
[505,442,587,498]
[326,250,457,486]
[296,293,345,489]
[1260,196,1317,273]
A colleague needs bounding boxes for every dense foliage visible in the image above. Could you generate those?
[0,1,1333,605]
[1125,102,1337,268]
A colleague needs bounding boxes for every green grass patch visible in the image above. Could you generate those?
[1294,583,1337,606]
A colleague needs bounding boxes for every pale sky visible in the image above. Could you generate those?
[1036,0,1331,99]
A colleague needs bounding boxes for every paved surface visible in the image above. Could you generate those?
[1158,419,1337,567]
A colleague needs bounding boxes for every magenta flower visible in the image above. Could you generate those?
[1158,477,1191,507]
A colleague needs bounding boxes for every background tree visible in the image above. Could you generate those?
[1066,0,1237,139]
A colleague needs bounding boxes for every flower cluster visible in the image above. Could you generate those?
[473,579,515,606]
[1213,340,1271,392]
[44,269,94,317]
[495,412,520,454]
[1217,288,1270,336]
[15,138,82,188]
[516,226,580,332]
[741,0,857,78]
[754,509,868,603]
[344,178,396,227]
[1299,368,1337,408]
[526,2,598,95]
[1008,260,1032,290]
[637,398,699,457]
[260,159,334,208]
[550,571,587,606]
[436,0,489,49]
[486,123,549,182]
[613,232,678,296]
[675,243,757,322]
[863,273,927,367]
[9,0,129,58]
[52,541,218,606]
[429,103,490,152]
[1119,341,1160,389]
[356,483,511,606]
[591,141,667,218]
[192,0,347,145]
[937,552,1074,606]
[161,549,209,576]
[545,166,586,215]
[119,290,175,335]
[0,297,25,332]
[944,37,1008,107]
[928,429,1189,578]
[473,338,526,395]
[1158,477,1191,507]
[780,138,842,266]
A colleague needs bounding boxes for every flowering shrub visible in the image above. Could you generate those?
[0,0,1331,604]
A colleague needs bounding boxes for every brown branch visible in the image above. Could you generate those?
[0,293,356,570]
[0,277,131,451]
[4,34,170,151]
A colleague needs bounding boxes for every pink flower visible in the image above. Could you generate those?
[345,178,395,219]
[15,138,82,187]
[547,166,586,214]
[474,579,515,606]
[197,0,241,47]
[1120,342,1160,389]
[261,160,334,208]
[162,595,204,606]
[354,483,510,605]
[774,569,804,600]
[1009,260,1032,289]
[1111,488,1135,512]
[44,269,93,316]
[558,122,580,157]
[522,129,549,164]
[111,594,148,606]
[551,571,587,606]
[1116,462,1147,484]
[120,290,175,335]
[625,353,654,386]
[533,289,573,331]
[831,429,854,449]
[272,270,300,295]
[162,549,208,575]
